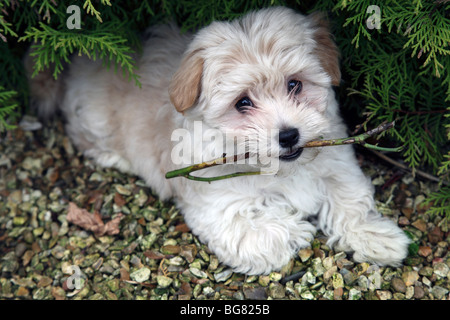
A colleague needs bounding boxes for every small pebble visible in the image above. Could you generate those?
[214,269,233,282]
[298,248,314,262]
[130,267,151,283]
[433,262,449,278]
[268,282,285,299]
[431,286,448,300]
[376,290,393,300]
[156,275,173,288]
[413,286,425,299]
[402,271,419,287]
[15,286,30,297]
[348,288,361,300]
[115,185,131,196]
[15,243,27,257]
[332,273,344,289]
[391,277,406,293]
[243,286,267,300]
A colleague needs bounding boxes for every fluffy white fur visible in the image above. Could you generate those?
[28,7,410,275]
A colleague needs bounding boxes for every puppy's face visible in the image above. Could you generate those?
[169,7,340,172]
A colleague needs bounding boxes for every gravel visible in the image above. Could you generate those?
[0,117,449,300]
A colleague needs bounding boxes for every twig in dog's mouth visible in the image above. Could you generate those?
[165,121,402,182]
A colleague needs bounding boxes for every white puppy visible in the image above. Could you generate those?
[28,7,410,275]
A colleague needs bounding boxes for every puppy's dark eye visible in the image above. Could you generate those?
[235,96,254,113]
[287,80,302,95]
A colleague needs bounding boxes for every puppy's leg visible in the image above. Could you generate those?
[186,204,316,275]
[318,155,410,266]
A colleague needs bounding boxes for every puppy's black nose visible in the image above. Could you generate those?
[279,128,300,148]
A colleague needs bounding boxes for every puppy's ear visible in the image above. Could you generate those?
[308,12,341,86]
[169,50,204,113]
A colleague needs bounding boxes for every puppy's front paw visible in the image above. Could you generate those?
[335,217,410,267]
[210,221,316,275]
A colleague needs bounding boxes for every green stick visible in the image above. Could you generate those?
[165,121,402,182]
[164,153,261,182]
[303,121,402,152]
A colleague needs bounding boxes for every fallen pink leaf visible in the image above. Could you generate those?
[66,202,123,236]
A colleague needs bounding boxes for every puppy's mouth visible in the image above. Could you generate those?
[279,147,303,162]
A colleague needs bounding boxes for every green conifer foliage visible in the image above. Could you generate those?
[0,0,448,217]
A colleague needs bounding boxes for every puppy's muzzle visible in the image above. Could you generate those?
[279,128,303,161]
